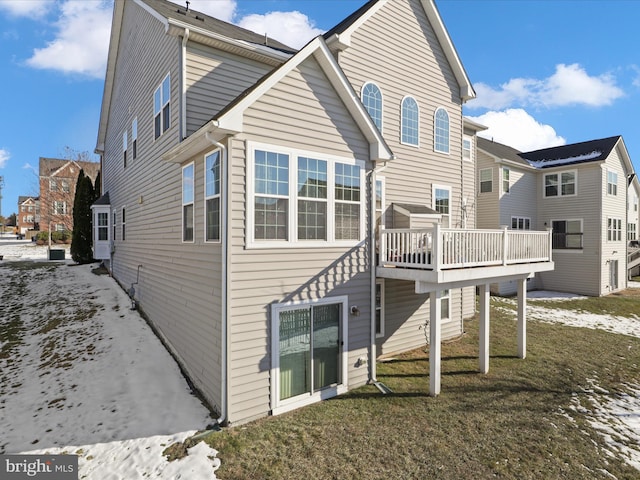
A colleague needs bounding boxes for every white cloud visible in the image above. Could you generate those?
[189,0,236,23]
[468,109,566,152]
[0,0,53,18]
[0,148,10,168]
[469,64,624,110]
[25,0,112,79]
[22,162,38,174]
[238,11,323,49]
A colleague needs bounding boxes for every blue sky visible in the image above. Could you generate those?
[0,0,639,218]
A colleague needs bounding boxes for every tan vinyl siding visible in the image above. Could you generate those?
[476,151,499,229]
[225,57,374,424]
[499,167,537,229]
[101,1,222,411]
[185,44,274,135]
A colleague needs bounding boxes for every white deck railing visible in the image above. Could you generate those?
[380,226,552,271]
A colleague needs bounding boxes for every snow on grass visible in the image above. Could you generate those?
[496,290,640,471]
[0,246,219,478]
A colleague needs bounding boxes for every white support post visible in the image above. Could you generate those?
[433,224,441,272]
[479,283,490,374]
[429,290,442,396]
[517,278,527,359]
[502,226,509,266]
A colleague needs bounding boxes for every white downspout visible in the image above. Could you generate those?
[369,161,387,383]
[181,29,190,140]
[206,131,229,426]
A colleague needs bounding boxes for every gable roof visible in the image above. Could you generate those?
[18,196,38,204]
[323,0,475,102]
[519,136,623,169]
[39,158,100,179]
[477,137,530,168]
[163,35,394,164]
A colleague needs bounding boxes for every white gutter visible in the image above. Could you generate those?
[369,161,388,383]
[181,29,190,141]
[205,131,229,427]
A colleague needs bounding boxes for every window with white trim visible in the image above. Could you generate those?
[248,143,363,247]
[121,207,126,241]
[434,108,449,153]
[182,163,194,242]
[50,180,57,192]
[511,216,531,230]
[607,170,618,196]
[113,211,116,241]
[61,180,70,193]
[400,96,419,146]
[432,185,451,226]
[361,82,382,132]
[607,217,622,241]
[154,73,171,139]
[132,118,138,160]
[552,219,582,249]
[375,280,385,338]
[627,223,637,241]
[53,201,67,215]
[123,130,128,168]
[97,212,108,241]
[205,151,221,242]
[479,168,492,193]
[545,170,576,197]
[441,289,450,320]
[463,136,473,162]
[502,167,510,194]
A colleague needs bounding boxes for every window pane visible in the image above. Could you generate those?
[298,200,327,240]
[298,157,327,199]
[154,87,161,115]
[335,203,360,240]
[206,197,220,241]
[183,164,194,203]
[183,204,193,241]
[255,150,288,196]
[435,188,449,214]
[545,174,558,196]
[206,151,220,197]
[434,108,449,153]
[362,83,382,130]
[255,197,288,240]
[313,303,340,389]
[561,172,575,195]
[335,163,360,202]
[162,74,170,104]
[163,104,170,133]
[401,97,419,145]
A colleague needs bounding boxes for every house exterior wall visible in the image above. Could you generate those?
[629,179,640,242]
[334,0,468,354]
[185,44,274,136]
[17,198,39,235]
[101,1,223,411]
[225,56,375,424]
[476,151,500,230]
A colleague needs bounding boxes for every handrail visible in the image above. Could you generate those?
[380,226,552,271]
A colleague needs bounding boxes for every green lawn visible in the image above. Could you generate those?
[193,293,640,479]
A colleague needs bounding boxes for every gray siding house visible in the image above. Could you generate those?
[477,136,636,297]
[94,0,553,426]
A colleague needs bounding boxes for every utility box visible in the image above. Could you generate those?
[49,249,65,260]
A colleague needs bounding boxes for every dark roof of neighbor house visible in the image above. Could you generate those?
[18,196,38,204]
[93,192,111,206]
[323,0,378,40]
[140,0,296,53]
[477,136,528,166]
[519,136,622,169]
[39,158,100,180]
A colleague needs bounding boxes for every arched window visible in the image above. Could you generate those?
[434,108,450,153]
[362,82,383,131]
[401,96,419,146]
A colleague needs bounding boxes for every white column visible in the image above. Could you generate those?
[517,278,527,359]
[479,283,490,374]
[429,290,442,396]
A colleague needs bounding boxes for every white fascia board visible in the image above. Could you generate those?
[133,0,169,30]
[324,0,389,51]
[614,137,635,176]
[162,121,230,163]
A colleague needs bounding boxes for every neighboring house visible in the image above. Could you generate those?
[477,135,635,296]
[39,158,100,233]
[17,196,40,235]
[93,0,553,426]
[627,175,640,278]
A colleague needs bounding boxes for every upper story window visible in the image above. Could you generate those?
[50,180,58,192]
[400,96,419,146]
[634,195,639,212]
[361,82,382,132]
[113,211,117,241]
[97,212,108,241]
[463,136,473,162]
[502,167,510,194]
[205,151,221,242]
[154,73,171,139]
[433,184,451,227]
[182,163,194,242]
[248,142,363,247]
[132,118,138,160]
[61,180,70,193]
[544,170,576,197]
[53,201,67,215]
[607,170,618,196]
[434,108,449,154]
[123,130,128,168]
[607,218,622,241]
[121,207,126,241]
[480,168,492,193]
